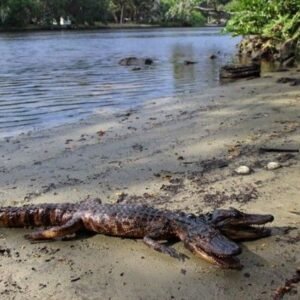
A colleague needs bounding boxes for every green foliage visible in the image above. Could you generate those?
[163,0,205,26]
[65,0,111,25]
[225,0,300,41]
[1,0,40,26]
[190,10,206,26]
[0,0,232,28]
[0,0,111,27]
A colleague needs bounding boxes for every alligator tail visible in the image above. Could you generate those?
[0,203,76,228]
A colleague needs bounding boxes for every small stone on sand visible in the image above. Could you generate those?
[267,162,281,170]
[235,166,251,175]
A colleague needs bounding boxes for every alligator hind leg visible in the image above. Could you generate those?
[143,236,187,261]
[25,218,83,241]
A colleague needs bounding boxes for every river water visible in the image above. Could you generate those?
[0,27,240,137]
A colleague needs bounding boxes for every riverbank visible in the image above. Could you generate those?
[0,23,160,33]
[0,23,221,33]
[0,69,299,299]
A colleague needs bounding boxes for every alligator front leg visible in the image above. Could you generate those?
[24,218,83,241]
[143,236,187,261]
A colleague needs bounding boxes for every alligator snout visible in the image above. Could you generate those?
[208,234,241,257]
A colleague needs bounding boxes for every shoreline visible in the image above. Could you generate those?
[0,24,223,33]
[0,70,299,299]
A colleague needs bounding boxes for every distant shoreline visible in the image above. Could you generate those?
[0,23,224,33]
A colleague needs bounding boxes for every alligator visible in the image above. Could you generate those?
[0,198,274,269]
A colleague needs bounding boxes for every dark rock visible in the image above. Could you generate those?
[282,56,296,68]
[119,57,139,66]
[210,54,217,59]
[119,57,153,66]
[144,58,153,65]
[277,77,300,86]
[184,60,197,65]
[279,38,297,62]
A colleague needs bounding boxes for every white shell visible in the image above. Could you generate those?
[267,162,281,170]
[235,165,251,175]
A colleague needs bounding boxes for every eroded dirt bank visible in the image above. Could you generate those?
[0,70,299,299]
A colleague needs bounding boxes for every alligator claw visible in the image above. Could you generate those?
[24,233,37,240]
[24,233,48,244]
[165,247,188,261]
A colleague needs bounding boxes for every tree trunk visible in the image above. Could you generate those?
[112,12,118,24]
[120,5,124,24]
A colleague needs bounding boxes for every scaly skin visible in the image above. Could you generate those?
[0,199,274,269]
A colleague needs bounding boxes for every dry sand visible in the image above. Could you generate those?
[0,70,299,299]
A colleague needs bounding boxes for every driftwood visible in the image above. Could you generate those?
[273,269,300,300]
[220,63,261,79]
[259,147,299,153]
[277,77,300,86]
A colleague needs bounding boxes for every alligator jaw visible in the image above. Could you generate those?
[197,248,243,269]
[210,208,274,241]
[212,209,274,227]
[184,240,243,269]
[220,225,272,241]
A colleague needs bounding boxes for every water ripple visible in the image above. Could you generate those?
[0,28,240,137]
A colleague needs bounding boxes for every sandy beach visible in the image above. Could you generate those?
[0,69,299,299]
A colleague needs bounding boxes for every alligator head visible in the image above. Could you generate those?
[183,226,243,269]
[208,207,274,241]
[178,208,274,269]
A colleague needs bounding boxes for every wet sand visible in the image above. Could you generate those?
[0,70,299,299]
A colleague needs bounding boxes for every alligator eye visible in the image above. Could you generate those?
[186,213,196,219]
[229,207,242,218]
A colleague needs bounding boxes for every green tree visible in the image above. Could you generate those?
[37,0,68,25]
[68,0,110,25]
[160,0,205,26]
[159,0,231,26]
[1,0,40,27]
[109,0,133,24]
[131,0,158,23]
[225,0,300,40]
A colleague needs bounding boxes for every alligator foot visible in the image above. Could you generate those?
[143,236,187,261]
[24,218,83,240]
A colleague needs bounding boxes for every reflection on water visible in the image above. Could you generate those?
[0,28,240,136]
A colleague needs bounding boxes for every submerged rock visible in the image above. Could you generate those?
[184,60,197,65]
[119,57,153,66]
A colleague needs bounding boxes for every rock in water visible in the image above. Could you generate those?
[235,166,251,175]
[184,60,197,65]
[267,162,281,170]
[119,57,153,66]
